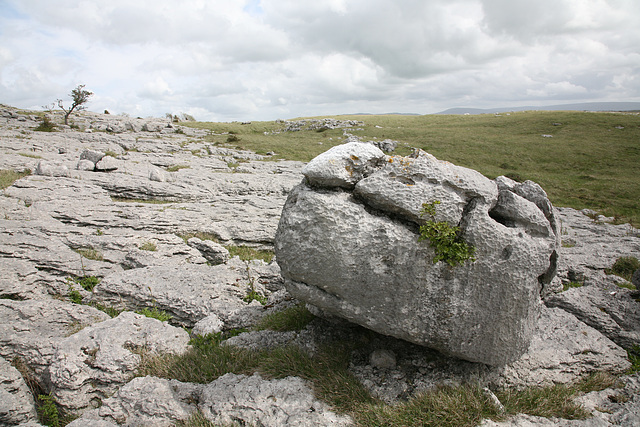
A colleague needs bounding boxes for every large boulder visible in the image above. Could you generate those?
[275,144,559,366]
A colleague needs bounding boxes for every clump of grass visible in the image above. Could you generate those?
[226,245,274,263]
[254,303,315,332]
[0,169,31,189]
[175,411,216,427]
[69,275,100,291]
[356,384,502,427]
[628,345,640,373]
[166,164,190,172]
[606,256,640,282]
[139,241,157,251]
[67,285,83,304]
[177,231,220,243]
[89,302,122,318]
[74,248,104,261]
[136,306,172,322]
[110,196,174,204]
[18,152,43,159]
[104,150,118,158]
[562,281,583,292]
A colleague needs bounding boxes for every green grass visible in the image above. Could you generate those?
[138,328,619,427]
[606,256,640,282]
[69,275,100,291]
[18,152,43,159]
[627,345,640,374]
[136,306,172,322]
[184,111,640,224]
[253,303,315,332]
[225,245,275,263]
[166,164,190,172]
[110,196,174,204]
[139,241,157,251]
[73,248,104,261]
[0,169,31,189]
[562,281,583,292]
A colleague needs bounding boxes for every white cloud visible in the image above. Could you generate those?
[0,0,638,120]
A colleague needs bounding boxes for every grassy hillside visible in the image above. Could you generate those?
[184,111,640,225]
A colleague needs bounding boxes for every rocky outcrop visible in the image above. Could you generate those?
[1,106,638,425]
[48,311,190,413]
[276,143,559,366]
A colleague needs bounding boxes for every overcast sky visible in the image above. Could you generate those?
[1,0,639,121]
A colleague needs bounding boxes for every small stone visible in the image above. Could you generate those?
[370,349,397,369]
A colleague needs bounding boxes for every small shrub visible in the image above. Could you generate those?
[254,303,315,332]
[37,394,60,427]
[419,201,476,267]
[34,116,57,132]
[606,256,640,281]
[226,134,240,143]
[139,241,157,251]
[67,285,83,305]
[136,306,172,322]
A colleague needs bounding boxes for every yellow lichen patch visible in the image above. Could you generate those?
[350,154,360,161]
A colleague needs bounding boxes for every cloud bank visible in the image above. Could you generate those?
[1,0,638,121]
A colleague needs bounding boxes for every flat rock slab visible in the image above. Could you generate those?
[48,311,189,413]
[73,373,352,426]
[545,283,640,349]
[88,259,282,328]
[0,299,110,379]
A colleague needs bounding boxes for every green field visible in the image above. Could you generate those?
[185,111,640,225]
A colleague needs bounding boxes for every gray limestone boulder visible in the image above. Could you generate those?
[34,160,70,177]
[276,148,559,366]
[187,237,230,265]
[48,311,189,413]
[80,149,105,165]
[0,356,38,425]
[94,155,119,172]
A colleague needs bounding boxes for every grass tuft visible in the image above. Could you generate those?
[226,245,274,263]
[0,169,31,189]
[253,303,315,332]
[606,256,640,282]
[136,306,172,322]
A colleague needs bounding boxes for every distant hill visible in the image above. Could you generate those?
[434,102,640,115]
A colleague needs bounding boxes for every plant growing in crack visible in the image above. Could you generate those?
[419,201,476,267]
